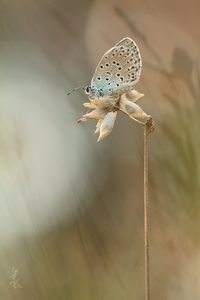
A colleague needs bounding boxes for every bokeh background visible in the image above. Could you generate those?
[0,0,200,299]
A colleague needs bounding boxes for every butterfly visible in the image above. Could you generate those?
[68,37,142,100]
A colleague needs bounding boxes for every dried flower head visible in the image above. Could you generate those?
[78,89,151,142]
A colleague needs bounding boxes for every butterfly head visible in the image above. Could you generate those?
[84,85,105,98]
[84,85,92,95]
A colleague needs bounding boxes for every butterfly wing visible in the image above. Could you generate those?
[91,37,142,96]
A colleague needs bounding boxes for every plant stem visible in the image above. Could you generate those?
[144,123,150,300]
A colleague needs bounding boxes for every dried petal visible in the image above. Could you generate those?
[89,97,118,110]
[77,117,87,124]
[120,97,149,122]
[83,102,97,109]
[83,108,107,120]
[95,119,102,134]
[98,111,117,142]
[127,90,144,102]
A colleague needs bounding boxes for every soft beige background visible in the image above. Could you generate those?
[0,0,199,299]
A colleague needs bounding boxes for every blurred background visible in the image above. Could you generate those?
[0,0,200,299]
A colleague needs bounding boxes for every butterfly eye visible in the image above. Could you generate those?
[85,86,90,94]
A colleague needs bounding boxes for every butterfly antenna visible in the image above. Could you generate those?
[66,86,85,96]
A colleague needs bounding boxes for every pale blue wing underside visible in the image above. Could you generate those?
[91,37,142,96]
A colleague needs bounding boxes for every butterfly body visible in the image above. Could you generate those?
[84,37,142,101]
